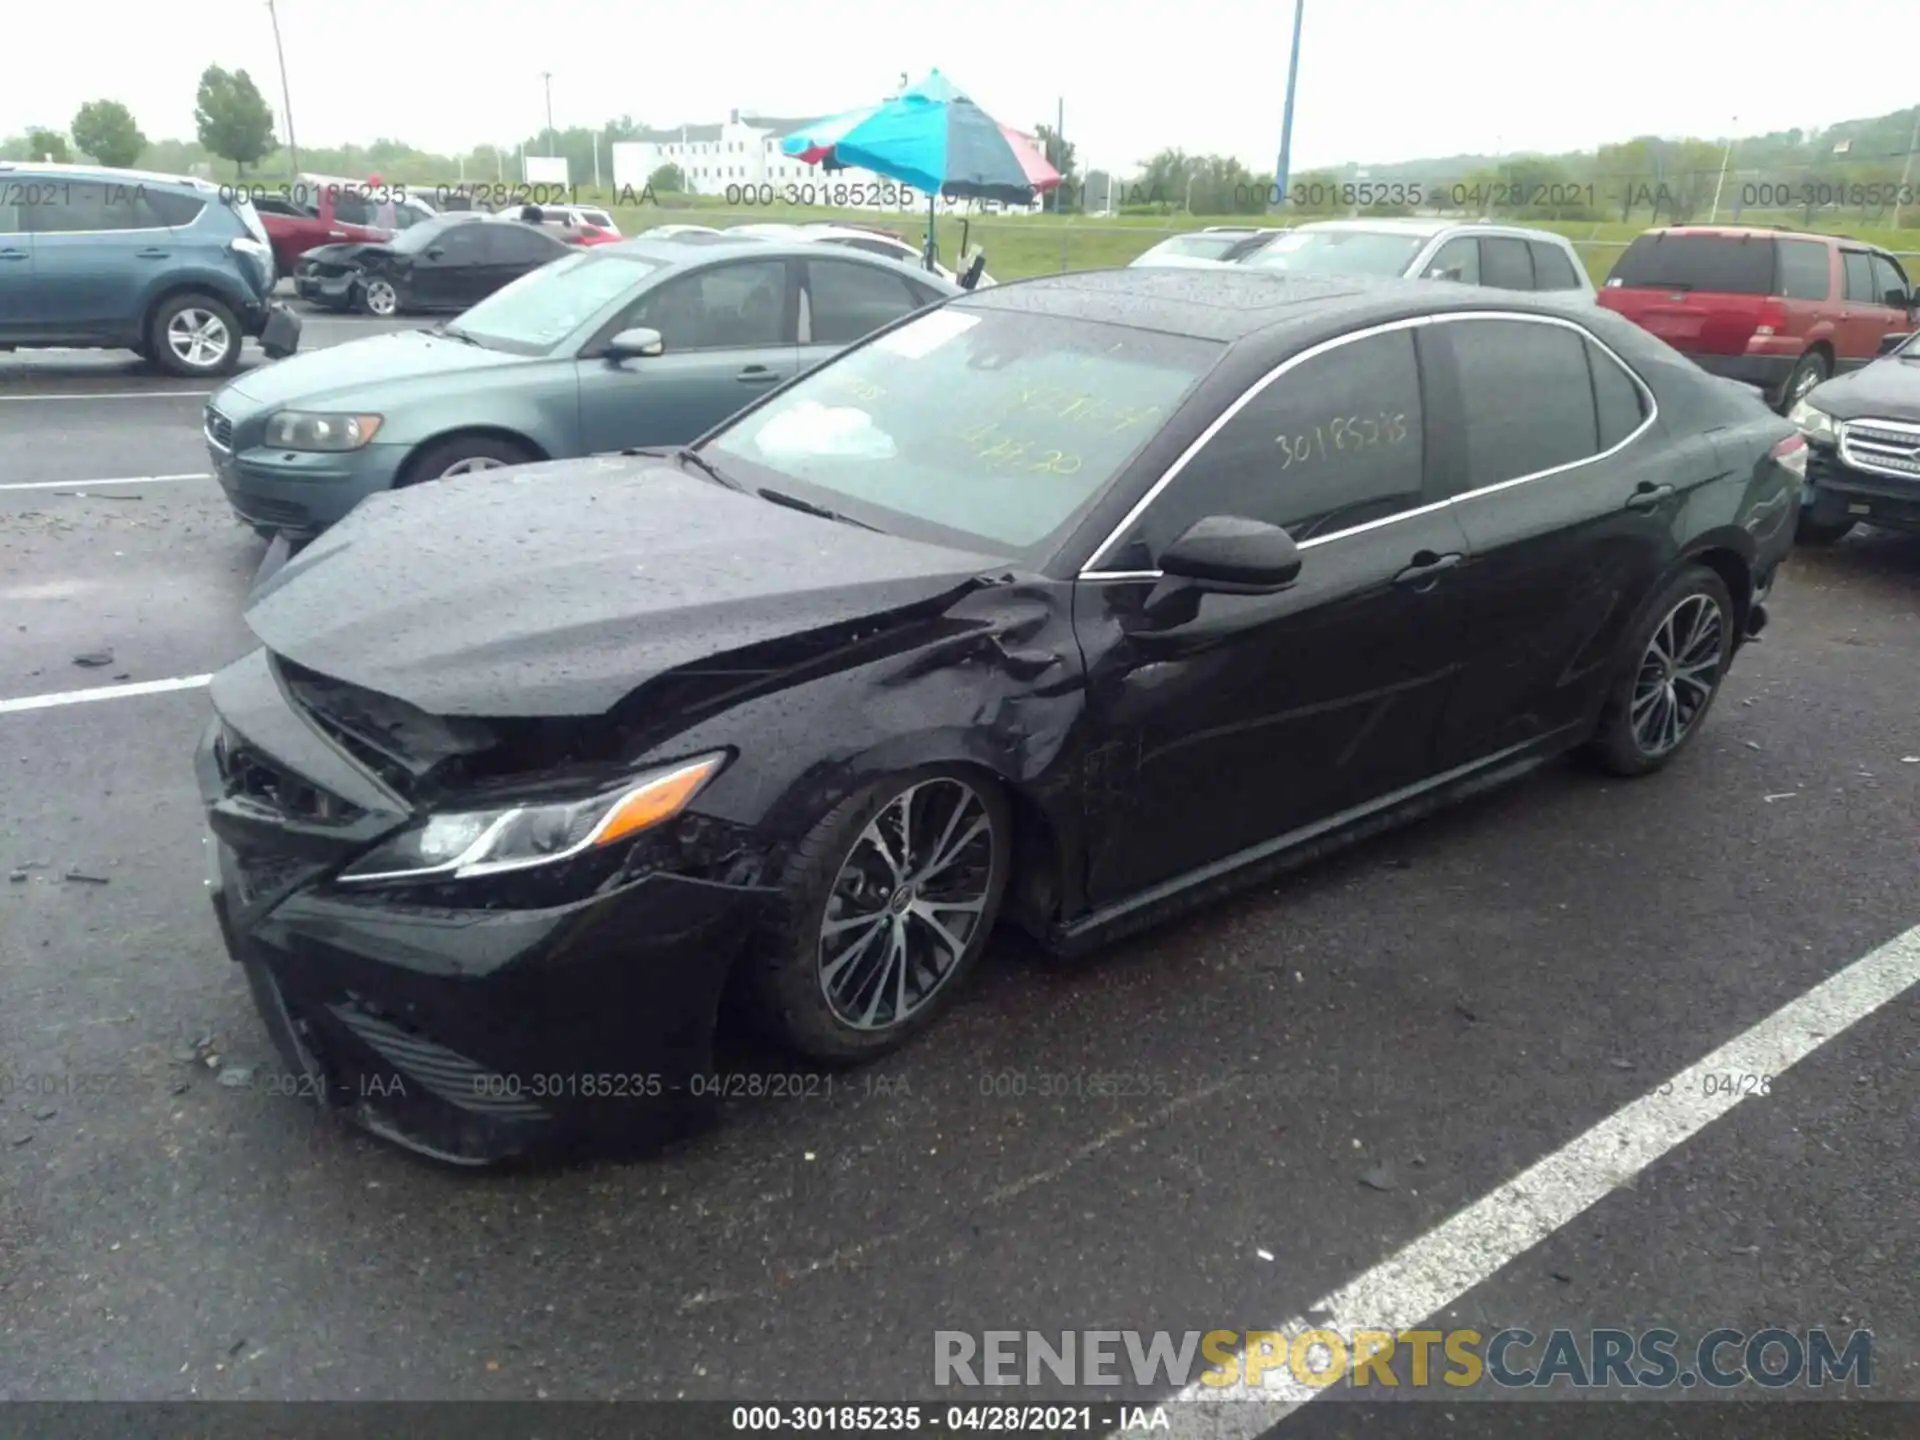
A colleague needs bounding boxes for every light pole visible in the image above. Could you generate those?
[1709,116,1737,223]
[1269,0,1305,212]
[1185,171,1195,213]
[541,71,555,157]
[265,0,300,178]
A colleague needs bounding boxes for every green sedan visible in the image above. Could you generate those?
[204,234,959,539]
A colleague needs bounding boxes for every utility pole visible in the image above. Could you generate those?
[541,72,555,157]
[265,0,300,178]
[1709,116,1737,223]
[1896,106,1920,230]
[1270,0,1305,212]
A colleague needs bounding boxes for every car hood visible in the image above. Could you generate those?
[1807,354,1920,422]
[244,455,1004,718]
[214,329,533,412]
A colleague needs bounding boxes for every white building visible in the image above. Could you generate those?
[611,109,1039,214]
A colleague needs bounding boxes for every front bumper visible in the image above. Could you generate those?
[207,435,410,537]
[194,657,768,1166]
[1804,433,1920,535]
[295,270,356,309]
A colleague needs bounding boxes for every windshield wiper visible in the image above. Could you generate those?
[756,487,879,531]
[666,446,745,490]
[430,322,481,345]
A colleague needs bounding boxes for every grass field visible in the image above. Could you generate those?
[601,198,1920,283]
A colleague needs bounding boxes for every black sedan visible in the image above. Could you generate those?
[1787,328,1920,542]
[197,268,1803,1165]
[296,214,577,317]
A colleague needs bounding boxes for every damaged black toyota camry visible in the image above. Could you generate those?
[197,268,1802,1165]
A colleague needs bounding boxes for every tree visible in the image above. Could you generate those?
[1032,123,1077,212]
[25,128,70,163]
[195,65,277,175]
[71,101,147,168]
[648,163,685,192]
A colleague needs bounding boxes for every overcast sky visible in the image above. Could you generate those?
[8,0,1917,172]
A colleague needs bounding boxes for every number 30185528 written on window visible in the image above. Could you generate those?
[1276,411,1410,469]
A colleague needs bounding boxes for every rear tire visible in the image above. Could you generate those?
[1582,565,1735,778]
[1794,511,1856,545]
[402,434,538,483]
[147,293,241,378]
[1779,350,1829,412]
[739,767,1011,1064]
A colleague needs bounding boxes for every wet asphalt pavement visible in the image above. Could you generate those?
[0,312,1916,1422]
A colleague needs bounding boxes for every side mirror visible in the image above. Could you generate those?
[606,326,664,362]
[1883,289,1909,310]
[1158,515,1301,593]
[425,247,444,260]
[1877,331,1913,356]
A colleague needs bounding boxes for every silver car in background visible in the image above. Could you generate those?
[1239,218,1596,298]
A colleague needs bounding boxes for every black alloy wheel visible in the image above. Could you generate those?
[742,768,1011,1062]
[1584,565,1734,776]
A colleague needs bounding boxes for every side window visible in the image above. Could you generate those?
[1841,251,1877,302]
[482,225,559,263]
[1586,338,1648,451]
[1424,236,1480,283]
[1868,254,1908,307]
[433,225,489,262]
[631,259,789,350]
[25,181,164,232]
[1122,328,1427,557]
[1775,239,1830,300]
[1445,318,1600,485]
[1529,241,1582,291]
[806,258,923,345]
[1479,237,1535,290]
[331,190,373,227]
[144,189,207,227]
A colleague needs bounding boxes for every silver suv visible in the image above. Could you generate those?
[1238,218,1595,298]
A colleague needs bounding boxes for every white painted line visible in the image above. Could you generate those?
[0,473,211,493]
[0,390,211,402]
[1166,920,1920,1437]
[0,674,211,716]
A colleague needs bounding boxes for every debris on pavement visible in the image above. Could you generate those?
[63,870,111,884]
[71,651,115,668]
[1359,1164,1396,1192]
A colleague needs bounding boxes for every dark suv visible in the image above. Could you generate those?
[0,162,299,376]
[1599,226,1918,413]
[1787,329,1920,543]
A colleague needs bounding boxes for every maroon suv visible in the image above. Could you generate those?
[1598,226,1918,412]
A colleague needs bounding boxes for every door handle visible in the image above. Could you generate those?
[737,365,780,383]
[328,230,347,238]
[1624,483,1675,512]
[136,248,170,259]
[0,248,28,260]
[1392,551,1462,587]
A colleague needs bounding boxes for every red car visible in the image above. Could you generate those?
[1598,226,1919,412]
[256,176,438,274]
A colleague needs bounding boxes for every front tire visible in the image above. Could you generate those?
[1583,566,1735,777]
[358,276,401,317]
[403,435,538,483]
[1779,350,1829,413]
[742,768,1011,1063]
[148,293,240,377]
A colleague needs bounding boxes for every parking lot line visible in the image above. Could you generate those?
[0,673,212,715]
[0,473,212,492]
[0,390,212,402]
[1164,919,1920,1435]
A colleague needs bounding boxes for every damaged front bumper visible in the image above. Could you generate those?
[194,650,771,1167]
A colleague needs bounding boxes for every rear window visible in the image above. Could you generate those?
[1607,234,1776,295]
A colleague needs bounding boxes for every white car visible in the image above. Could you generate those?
[1130,226,1288,268]
[489,203,620,235]
[1238,218,1595,299]
[727,221,996,288]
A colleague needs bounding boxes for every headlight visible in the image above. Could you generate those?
[336,754,725,886]
[1786,398,1834,443]
[263,411,384,451]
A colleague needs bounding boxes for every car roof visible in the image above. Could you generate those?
[0,160,216,193]
[1289,217,1575,244]
[1644,224,1874,249]
[956,266,1600,344]
[601,232,957,283]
